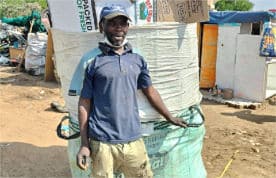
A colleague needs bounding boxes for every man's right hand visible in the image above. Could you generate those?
[76,146,91,170]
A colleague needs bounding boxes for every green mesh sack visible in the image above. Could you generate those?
[65,105,206,178]
[144,105,206,178]
[2,10,46,33]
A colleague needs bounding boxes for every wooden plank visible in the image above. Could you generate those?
[199,24,218,88]
[44,29,56,81]
[201,90,262,110]
[17,55,25,72]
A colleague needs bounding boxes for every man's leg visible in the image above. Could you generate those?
[120,138,153,178]
[90,140,114,178]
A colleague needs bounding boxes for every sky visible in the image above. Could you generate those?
[250,0,276,11]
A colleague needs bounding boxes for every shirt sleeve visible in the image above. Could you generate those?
[80,61,96,99]
[138,57,152,89]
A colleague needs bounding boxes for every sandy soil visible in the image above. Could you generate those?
[0,66,275,178]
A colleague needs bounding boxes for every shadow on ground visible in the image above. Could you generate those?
[200,99,222,106]
[221,110,276,124]
[0,142,71,177]
[0,66,59,89]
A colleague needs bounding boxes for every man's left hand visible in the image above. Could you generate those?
[167,117,187,128]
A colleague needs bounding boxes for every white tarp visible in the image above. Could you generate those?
[47,0,96,32]
[52,23,202,122]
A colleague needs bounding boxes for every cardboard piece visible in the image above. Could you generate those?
[157,0,209,23]
[9,47,25,61]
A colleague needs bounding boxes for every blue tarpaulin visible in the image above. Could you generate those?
[207,11,275,24]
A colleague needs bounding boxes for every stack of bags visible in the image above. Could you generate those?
[49,0,208,177]
[25,33,47,75]
[52,23,205,178]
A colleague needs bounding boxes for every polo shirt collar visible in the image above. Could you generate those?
[99,42,133,55]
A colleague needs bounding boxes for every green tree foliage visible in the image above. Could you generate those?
[26,0,47,9]
[0,0,47,18]
[215,0,254,11]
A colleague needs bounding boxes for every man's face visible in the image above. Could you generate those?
[103,16,129,47]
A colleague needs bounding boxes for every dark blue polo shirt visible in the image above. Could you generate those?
[81,42,152,144]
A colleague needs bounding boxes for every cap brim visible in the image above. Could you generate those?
[104,12,132,21]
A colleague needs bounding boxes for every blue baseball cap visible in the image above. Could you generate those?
[99,5,131,22]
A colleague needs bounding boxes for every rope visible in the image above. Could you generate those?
[217,150,239,178]
[57,105,204,140]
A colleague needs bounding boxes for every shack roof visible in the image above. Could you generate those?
[207,11,276,24]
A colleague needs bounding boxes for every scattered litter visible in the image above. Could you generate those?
[39,90,45,95]
[240,130,247,134]
[236,130,248,135]
[0,55,9,65]
[249,139,260,146]
[0,143,11,147]
[50,101,69,113]
[0,78,16,84]
[201,90,262,109]
[61,125,69,137]
[251,147,260,153]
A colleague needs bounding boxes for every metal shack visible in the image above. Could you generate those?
[199,11,276,102]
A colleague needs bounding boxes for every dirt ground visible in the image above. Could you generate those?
[0,66,275,178]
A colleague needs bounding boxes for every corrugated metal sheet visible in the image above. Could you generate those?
[200,24,218,88]
[216,25,240,90]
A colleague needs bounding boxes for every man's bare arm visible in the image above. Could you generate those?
[142,86,187,127]
[77,97,91,170]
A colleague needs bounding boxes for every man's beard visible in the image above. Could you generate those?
[105,33,127,48]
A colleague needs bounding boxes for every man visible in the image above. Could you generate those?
[76,5,187,178]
